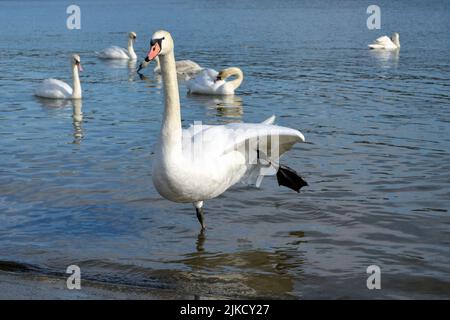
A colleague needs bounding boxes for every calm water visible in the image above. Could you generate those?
[1,0,449,299]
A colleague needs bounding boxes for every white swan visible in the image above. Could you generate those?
[187,67,243,95]
[145,30,307,230]
[137,56,203,79]
[368,32,400,50]
[35,54,82,99]
[97,32,137,60]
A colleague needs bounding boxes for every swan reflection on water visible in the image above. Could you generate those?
[100,59,138,81]
[35,97,84,144]
[72,99,83,144]
[35,96,71,108]
[370,49,399,69]
[187,94,244,121]
[176,240,299,299]
[137,72,163,89]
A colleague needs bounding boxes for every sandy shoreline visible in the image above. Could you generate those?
[0,271,187,300]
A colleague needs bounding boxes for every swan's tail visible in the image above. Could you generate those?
[261,115,276,125]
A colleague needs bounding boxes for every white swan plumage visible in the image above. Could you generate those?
[97,32,137,60]
[187,67,243,95]
[368,32,400,50]
[144,30,307,229]
[35,54,83,99]
[137,56,203,79]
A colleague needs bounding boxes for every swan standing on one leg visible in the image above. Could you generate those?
[97,32,138,60]
[145,30,308,230]
[137,56,203,79]
[35,54,83,99]
[368,32,400,50]
[187,67,243,95]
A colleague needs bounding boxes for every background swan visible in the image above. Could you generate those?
[368,32,400,50]
[35,54,82,99]
[145,30,307,230]
[137,56,203,79]
[97,32,137,60]
[187,67,243,95]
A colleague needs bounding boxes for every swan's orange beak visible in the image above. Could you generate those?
[145,42,161,62]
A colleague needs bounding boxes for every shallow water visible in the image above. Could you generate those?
[1,0,450,299]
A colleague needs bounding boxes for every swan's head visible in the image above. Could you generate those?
[392,32,400,46]
[129,32,137,40]
[216,67,243,81]
[144,30,173,62]
[71,54,83,72]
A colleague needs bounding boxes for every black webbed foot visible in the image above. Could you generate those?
[276,165,308,192]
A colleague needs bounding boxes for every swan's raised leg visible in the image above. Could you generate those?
[194,201,206,230]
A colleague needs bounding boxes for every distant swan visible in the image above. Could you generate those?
[144,30,307,230]
[187,67,243,95]
[137,56,203,79]
[368,32,400,50]
[35,54,83,99]
[97,32,137,60]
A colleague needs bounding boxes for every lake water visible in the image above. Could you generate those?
[0,0,449,299]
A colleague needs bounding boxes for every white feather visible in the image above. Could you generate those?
[35,78,73,99]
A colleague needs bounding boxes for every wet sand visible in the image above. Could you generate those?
[0,271,186,300]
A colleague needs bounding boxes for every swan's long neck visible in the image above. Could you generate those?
[226,68,244,91]
[159,51,182,157]
[72,64,82,99]
[127,38,137,59]
[154,56,161,72]
[393,37,400,48]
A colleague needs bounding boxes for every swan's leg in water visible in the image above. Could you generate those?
[194,201,206,230]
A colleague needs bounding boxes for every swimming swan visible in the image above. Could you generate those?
[35,54,83,99]
[97,32,137,60]
[187,67,243,95]
[137,56,203,79]
[144,30,308,230]
[368,32,400,50]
